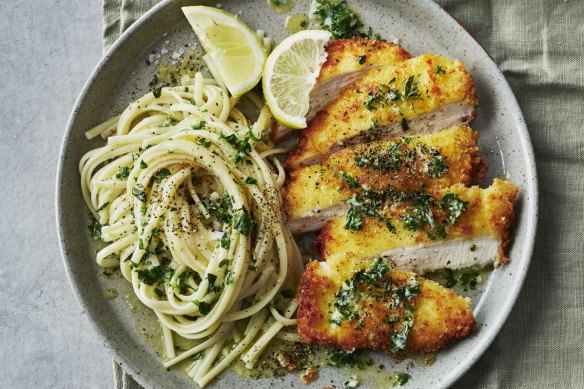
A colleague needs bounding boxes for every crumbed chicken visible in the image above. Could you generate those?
[315,179,518,274]
[297,257,476,353]
[285,53,478,170]
[271,38,411,141]
[284,125,486,233]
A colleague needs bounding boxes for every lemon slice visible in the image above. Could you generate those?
[262,30,332,129]
[182,6,267,97]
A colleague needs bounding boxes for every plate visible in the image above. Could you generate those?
[56,0,538,388]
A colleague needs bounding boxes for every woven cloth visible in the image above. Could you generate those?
[103,0,584,388]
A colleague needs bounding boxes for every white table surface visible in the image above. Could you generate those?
[0,1,112,387]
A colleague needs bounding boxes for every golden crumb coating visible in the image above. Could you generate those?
[318,38,412,84]
[284,125,486,221]
[286,53,478,170]
[297,256,476,354]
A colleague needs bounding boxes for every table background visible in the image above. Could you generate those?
[1,0,582,388]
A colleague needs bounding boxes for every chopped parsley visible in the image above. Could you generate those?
[344,198,364,232]
[153,168,171,183]
[197,138,211,148]
[363,76,421,110]
[390,306,415,353]
[400,192,436,231]
[193,300,211,315]
[435,65,446,74]
[237,177,257,185]
[357,55,366,65]
[232,207,256,236]
[459,271,481,290]
[132,185,147,202]
[312,0,379,39]
[96,202,109,212]
[192,121,206,130]
[426,154,449,178]
[116,166,130,180]
[335,169,360,189]
[136,259,173,286]
[393,373,411,387]
[443,268,457,288]
[326,349,371,369]
[219,132,253,164]
[152,87,162,98]
[201,195,233,224]
[220,232,230,249]
[191,351,205,361]
[88,212,102,240]
[140,160,148,169]
[440,193,469,224]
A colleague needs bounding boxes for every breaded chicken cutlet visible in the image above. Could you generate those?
[297,257,476,353]
[285,53,478,170]
[284,125,486,233]
[316,179,518,274]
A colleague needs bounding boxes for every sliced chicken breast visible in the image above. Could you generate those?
[297,257,476,354]
[285,53,478,170]
[316,179,518,274]
[271,38,411,141]
[284,125,486,233]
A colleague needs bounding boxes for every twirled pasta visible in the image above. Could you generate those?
[80,73,302,387]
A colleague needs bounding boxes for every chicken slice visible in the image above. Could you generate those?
[297,257,476,354]
[316,179,518,274]
[284,125,486,234]
[271,38,411,141]
[285,53,478,170]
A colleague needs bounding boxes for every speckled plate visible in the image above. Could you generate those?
[56,0,538,388]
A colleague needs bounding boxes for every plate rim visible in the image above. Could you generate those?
[56,1,539,388]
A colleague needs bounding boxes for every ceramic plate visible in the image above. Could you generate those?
[56,0,538,388]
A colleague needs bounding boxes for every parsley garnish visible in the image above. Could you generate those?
[220,232,230,249]
[440,193,469,224]
[426,154,449,178]
[237,177,257,185]
[357,55,366,65]
[116,166,130,180]
[393,373,411,387]
[140,160,148,169]
[435,65,446,74]
[232,207,256,236]
[344,198,364,232]
[197,138,211,148]
[326,349,371,369]
[153,168,171,183]
[192,121,206,130]
[201,195,233,224]
[193,300,211,315]
[152,87,162,98]
[136,260,173,286]
[390,306,414,353]
[459,271,480,290]
[313,0,378,39]
[220,132,254,164]
[132,185,147,202]
[335,170,360,188]
[88,212,102,240]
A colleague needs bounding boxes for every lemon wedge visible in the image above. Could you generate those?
[182,6,267,98]
[262,30,332,129]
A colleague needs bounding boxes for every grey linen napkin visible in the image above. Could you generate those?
[104,1,584,388]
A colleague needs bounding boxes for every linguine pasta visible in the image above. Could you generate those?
[79,72,302,387]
